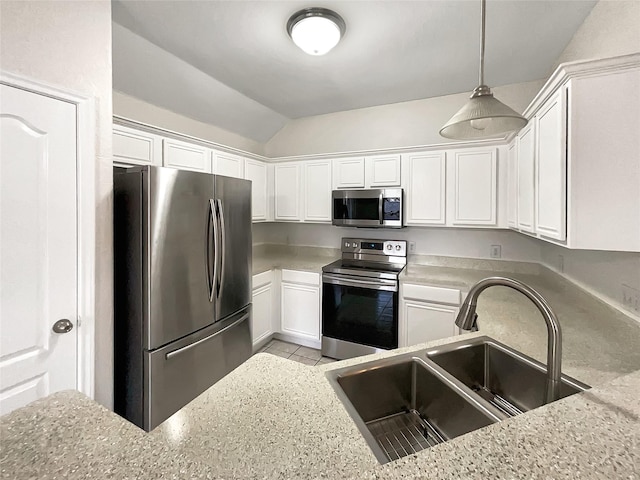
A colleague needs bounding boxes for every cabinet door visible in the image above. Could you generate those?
[404,301,458,346]
[367,154,401,187]
[517,123,535,233]
[403,152,446,225]
[113,124,162,166]
[507,140,518,228]
[334,158,365,189]
[450,148,497,225]
[281,283,320,341]
[252,284,272,347]
[244,159,268,222]
[535,90,567,241]
[163,138,211,173]
[304,160,332,222]
[214,151,244,178]
[274,163,301,221]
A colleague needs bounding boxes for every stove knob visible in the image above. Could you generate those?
[353,243,359,249]
[386,244,392,250]
[345,242,351,248]
[395,244,402,251]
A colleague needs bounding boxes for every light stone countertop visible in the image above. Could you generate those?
[3,248,640,479]
[252,244,340,275]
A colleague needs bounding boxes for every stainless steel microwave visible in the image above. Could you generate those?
[332,188,404,228]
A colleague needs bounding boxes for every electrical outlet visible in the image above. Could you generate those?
[409,241,416,253]
[622,284,640,313]
[557,254,564,273]
[490,244,502,259]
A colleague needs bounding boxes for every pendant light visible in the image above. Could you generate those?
[287,8,346,56]
[440,0,527,139]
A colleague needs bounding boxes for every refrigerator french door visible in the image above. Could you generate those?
[114,166,252,431]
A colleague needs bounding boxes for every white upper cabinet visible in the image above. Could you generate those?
[303,160,332,222]
[535,89,567,241]
[333,154,401,189]
[274,162,301,221]
[333,157,365,189]
[213,150,244,178]
[163,138,212,173]
[113,124,162,166]
[244,159,268,222]
[367,154,402,187]
[516,122,535,233]
[448,148,497,226]
[402,151,446,225]
[507,140,518,229]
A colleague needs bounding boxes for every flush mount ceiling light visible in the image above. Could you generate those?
[287,7,346,56]
[440,0,527,139]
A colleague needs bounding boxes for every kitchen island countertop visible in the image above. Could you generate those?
[4,249,640,479]
[2,340,639,479]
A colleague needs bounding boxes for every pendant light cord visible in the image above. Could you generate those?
[479,0,486,86]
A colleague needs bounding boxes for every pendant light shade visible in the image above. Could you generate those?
[440,0,527,139]
[439,85,528,139]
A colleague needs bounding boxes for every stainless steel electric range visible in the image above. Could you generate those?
[321,237,407,360]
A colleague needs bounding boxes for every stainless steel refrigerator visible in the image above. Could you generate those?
[114,166,252,431]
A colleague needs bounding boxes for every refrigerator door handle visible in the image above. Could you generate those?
[208,198,218,303]
[164,311,250,360]
[215,199,226,299]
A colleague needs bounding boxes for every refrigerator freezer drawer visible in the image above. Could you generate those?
[143,306,251,431]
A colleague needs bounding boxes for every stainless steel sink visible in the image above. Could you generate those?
[425,336,590,416]
[326,336,590,464]
[326,355,504,463]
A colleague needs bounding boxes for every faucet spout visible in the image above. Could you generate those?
[456,277,562,403]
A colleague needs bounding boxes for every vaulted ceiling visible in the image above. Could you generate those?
[112,0,596,142]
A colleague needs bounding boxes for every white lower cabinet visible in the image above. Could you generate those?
[403,302,458,346]
[279,269,320,348]
[400,283,461,347]
[252,271,274,349]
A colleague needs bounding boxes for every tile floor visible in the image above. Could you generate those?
[257,339,338,366]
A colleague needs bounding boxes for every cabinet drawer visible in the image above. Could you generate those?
[252,270,272,289]
[402,283,461,305]
[281,269,320,286]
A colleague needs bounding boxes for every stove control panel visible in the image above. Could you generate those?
[341,238,407,257]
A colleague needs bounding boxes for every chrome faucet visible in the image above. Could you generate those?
[455,277,562,403]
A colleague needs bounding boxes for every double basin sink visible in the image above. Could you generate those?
[326,336,589,463]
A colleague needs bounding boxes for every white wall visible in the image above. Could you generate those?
[263,80,544,157]
[253,223,542,263]
[113,91,265,155]
[0,0,113,408]
[540,243,640,318]
[552,0,640,70]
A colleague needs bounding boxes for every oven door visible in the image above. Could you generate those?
[322,274,398,350]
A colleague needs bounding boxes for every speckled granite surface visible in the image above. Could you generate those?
[2,349,640,479]
[252,244,339,275]
[3,249,640,479]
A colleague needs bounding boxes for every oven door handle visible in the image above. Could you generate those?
[323,274,398,292]
[378,192,384,225]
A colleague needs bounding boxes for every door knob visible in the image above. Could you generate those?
[52,319,74,334]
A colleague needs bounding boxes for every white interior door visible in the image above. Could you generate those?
[0,84,78,415]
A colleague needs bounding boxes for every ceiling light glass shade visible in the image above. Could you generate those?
[287,8,346,56]
[439,85,528,139]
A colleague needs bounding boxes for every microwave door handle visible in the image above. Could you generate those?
[378,192,384,225]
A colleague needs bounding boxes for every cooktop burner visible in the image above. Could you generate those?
[322,237,407,280]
